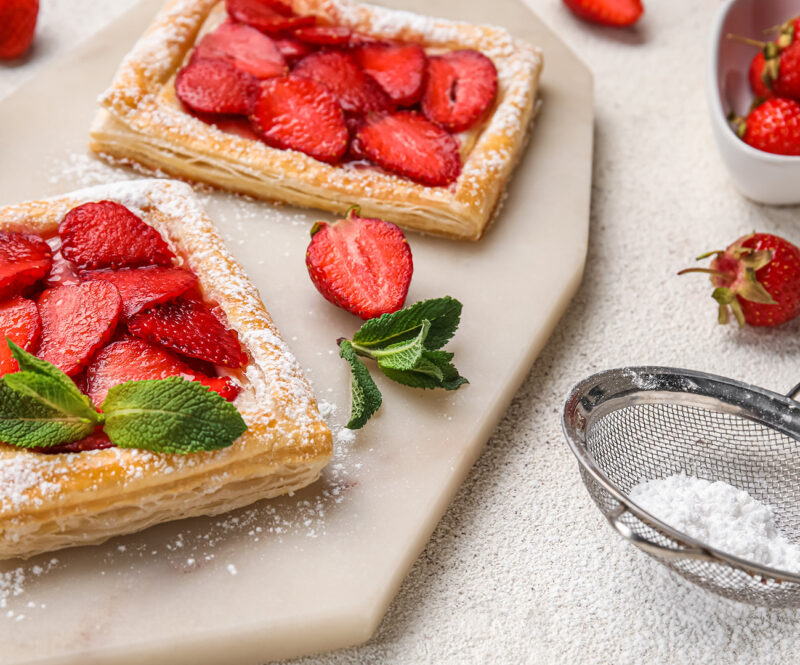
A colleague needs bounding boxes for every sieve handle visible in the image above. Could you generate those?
[608,508,717,563]
[787,383,800,401]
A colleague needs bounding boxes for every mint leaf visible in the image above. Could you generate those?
[101,377,246,454]
[352,297,462,350]
[379,350,468,391]
[339,340,382,429]
[366,319,429,371]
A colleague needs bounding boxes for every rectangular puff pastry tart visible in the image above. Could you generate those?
[0,178,332,560]
[89,0,543,241]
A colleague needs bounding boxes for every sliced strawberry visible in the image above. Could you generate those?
[345,116,368,160]
[292,25,352,46]
[421,50,497,132]
[250,75,348,163]
[33,429,115,455]
[193,21,287,79]
[128,298,247,368]
[357,111,461,186]
[59,201,176,270]
[36,282,122,376]
[176,58,260,115]
[306,207,413,319]
[0,296,41,376]
[0,0,38,60]
[85,337,240,406]
[293,50,392,115]
[0,230,52,300]
[43,237,80,288]
[354,43,426,106]
[226,0,315,34]
[273,36,313,63]
[79,266,197,319]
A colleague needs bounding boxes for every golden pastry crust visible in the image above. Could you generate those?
[89,0,543,241]
[0,179,332,560]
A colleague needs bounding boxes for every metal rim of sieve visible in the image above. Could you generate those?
[561,366,800,588]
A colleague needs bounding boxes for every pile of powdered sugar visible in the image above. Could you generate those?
[630,473,800,573]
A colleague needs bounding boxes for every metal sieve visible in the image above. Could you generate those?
[561,366,800,608]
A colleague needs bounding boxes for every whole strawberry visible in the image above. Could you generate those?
[0,0,38,59]
[739,97,800,155]
[679,233,800,327]
[749,52,774,100]
[762,40,800,101]
[562,0,642,27]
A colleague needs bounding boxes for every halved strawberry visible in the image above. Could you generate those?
[193,21,287,79]
[354,43,426,106]
[33,428,115,455]
[0,0,38,60]
[226,0,315,34]
[421,50,497,132]
[85,337,240,406]
[0,296,41,376]
[0,230,52,299]
[563,0,643,27]
[249,75,348,163]
[59,201,176,270]
[176,58,260,115]
[80,266,197,319]
[306,207,413,319]
[128,298,248,368]
[36,282,122,376]
[292,50,392,115]
[292,25,352,46]
[357,111,461,186]
[273,36,313,63]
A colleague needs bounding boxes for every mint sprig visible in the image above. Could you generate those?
[0,339,247,454]
[338,297,467,429]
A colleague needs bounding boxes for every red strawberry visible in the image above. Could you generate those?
[226,0,315,34]
[292,25,352,46]
[562,0,643,27]
[128,298,248,368]
[421,50,497,133]
[770,40,800,101]
[0,230,52,299]
[305,206,413,319]
[740,97,800,155]
[33,429,115,455]
[0,296,41,376]
[176,58,260,115]
[273,36,312,63]
[85,337,240,406]
[36,282,122,375]
[354,43,426,107]
[0,0,38,59]
[357,111,461,186]
[193,21,287,79]
[79,266,197,319]
[249,75,348,163]
[43,237,79,288]
[59,201,176,270]
[749,52,774,99]
[292,51,392,115]
[679,233,800,327]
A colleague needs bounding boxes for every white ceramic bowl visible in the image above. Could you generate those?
[708,0,800,204]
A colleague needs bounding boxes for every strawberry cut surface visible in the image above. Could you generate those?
[85,337,240,406]
[305,207,413,319]
[357,111,461,186]
[0,230,52,300]
[33,429,115,455]
[36,281,122,376]
[80,266,198,319]
[421,50,497,133]
[354,43,427,107]
[128,298,248,369]
[193,21,287,79]
[0,0,38,59]
[176,58,260,115]
[292,25,353,46]
[292,50,392,115]
[59,201,176,270]
[250,75,348,163]
[273,36,313,63]
[226,0,315,34]
[0,296,41,376]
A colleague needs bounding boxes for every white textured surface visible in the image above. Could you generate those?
[3,0,800,663]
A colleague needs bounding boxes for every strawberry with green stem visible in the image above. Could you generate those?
[678,233,800,327]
